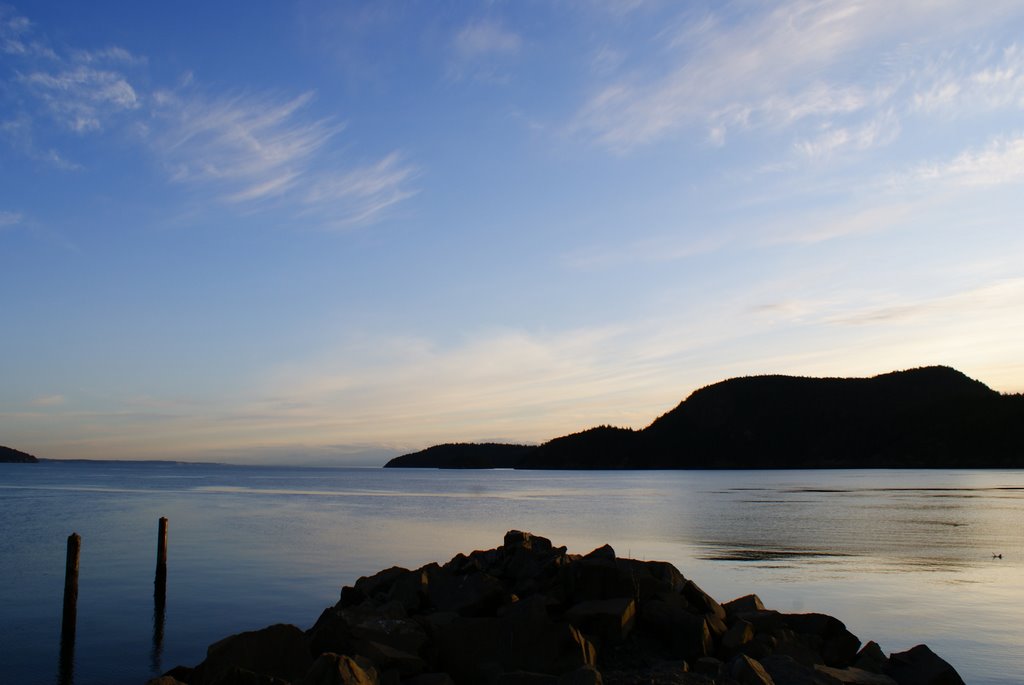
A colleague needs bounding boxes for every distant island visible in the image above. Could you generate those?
[0,445,39,463]
[386,366,1024,469]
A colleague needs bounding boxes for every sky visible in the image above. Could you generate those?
[2,1,1023,465]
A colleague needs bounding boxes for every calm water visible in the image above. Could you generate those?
[1,462,1023,684]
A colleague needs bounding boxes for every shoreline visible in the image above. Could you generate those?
[148,531,965,685]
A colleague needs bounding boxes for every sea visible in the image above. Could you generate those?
[1,461,1022,685]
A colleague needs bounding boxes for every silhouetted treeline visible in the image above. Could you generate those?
[385,366,1024,469]
[0,445,39,463]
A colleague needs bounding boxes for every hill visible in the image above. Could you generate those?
[0,445,40,463]
[385,366,1024,469]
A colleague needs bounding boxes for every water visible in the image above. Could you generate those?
[1,462,1022,684]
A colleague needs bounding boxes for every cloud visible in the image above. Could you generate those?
[897,134,1024,189]
[153,87,418,224]
[2,8,418,227]
[0,210,22,228]
[30,394,66,407]
[572,1,1024,151]
[794,109,901,160]
[448,19,522,83]
[453,19,522,58]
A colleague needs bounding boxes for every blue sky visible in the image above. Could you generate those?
[3,1,1023,464]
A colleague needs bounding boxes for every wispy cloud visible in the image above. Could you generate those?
[572,1,1024,152]
[2,8,419,227]
[453,19,521,58]
[30,394,65,407]
[0,210,22,228]
[896,134,1024,189]
[153,87,419,225]
[448,19,522,82]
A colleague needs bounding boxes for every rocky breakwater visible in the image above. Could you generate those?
[149,531,965,685]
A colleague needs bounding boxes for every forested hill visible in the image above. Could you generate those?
[385,366,1024,469]
[0,445,39,463]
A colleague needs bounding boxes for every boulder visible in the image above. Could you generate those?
[759,654,816,685]
[301,653,378,685]
[724,594,766,618]
[422,565,508,616]
[432,613,596,684]
[721,619,755,654]
[636,597,712,660]
[854,642,888,674]
[730,654,775,685]
[565,597,636,646]
[505,531,555,553]
[813,665,898,685]
[883,645,965,685]
[194,624,312,685]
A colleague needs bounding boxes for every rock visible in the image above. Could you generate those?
[636,597,712,660]
[505,531,555,553]
[759,654,816,685]
[693,657,723,676]
[353,567,411,602]
[432,613,596,683]
[721,619,755,653]
[301,653,379,685]
[494,672,560,684]
[194,623,313,685]
[782,613,861,667]
[813,665,898,685]
[883,645,965,685]
[854,642,887,674]
[566,598,636,646]
[730,654,775,685]
[422,565,508,616]
[724,595,766,618]
[402,675,455,685]
[144,677,187,685]
[680,580,726,622]
[176,532,967,685]
[559,665,603,684]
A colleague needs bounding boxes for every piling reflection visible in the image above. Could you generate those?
[151,575,166,674]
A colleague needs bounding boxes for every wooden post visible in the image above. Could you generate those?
[155,517,168,585]
[152,517,168,672]
[59,533,80,685]
[62,533,80,630]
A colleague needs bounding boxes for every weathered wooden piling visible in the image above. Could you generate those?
[59,533,80,685]
[155,516,168,584]
[62,533,80,629]
[152,517,169,673]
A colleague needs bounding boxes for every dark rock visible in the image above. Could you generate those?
[422,565,508,616]
[759,654,815,685]
[721,619,754,654]
[692,657,723,676]
[505,531,555,553]
[301,653,378,685]
[402,675,455,685]
[680,580,726,622]
[883,645,965,685]
[495,672,560,684]
[194,624,312,685]
[432,613,596,684]
[854,642,887,673]
[813,665,898,684]
[145,677,188,685]
[353,567,411,601]
[724,595,766,619]
[636,597,712,660]
[729,654,775,685]
[567,597,637,648]
[559,665,603,684]
[782,613,861,667]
